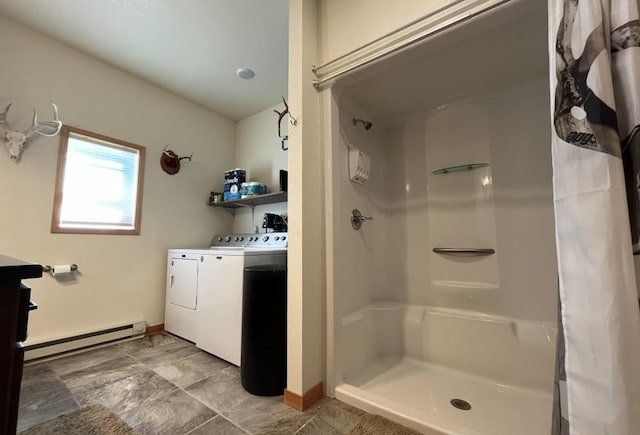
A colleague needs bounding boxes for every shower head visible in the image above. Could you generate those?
[353,117,373,130]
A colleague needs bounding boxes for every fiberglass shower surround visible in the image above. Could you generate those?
[321,0,640,434]
[326,2,556,434]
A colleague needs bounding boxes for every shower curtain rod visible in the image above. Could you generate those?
[312,0,512,90]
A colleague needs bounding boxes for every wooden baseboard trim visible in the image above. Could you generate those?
[145,324,164,335]
[284,382,323,411]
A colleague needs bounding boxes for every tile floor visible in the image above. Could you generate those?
[17,333,367,434]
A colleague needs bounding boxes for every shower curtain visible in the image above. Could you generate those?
[549,0,640,434]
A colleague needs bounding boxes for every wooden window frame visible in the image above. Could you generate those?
[51,126,146,235]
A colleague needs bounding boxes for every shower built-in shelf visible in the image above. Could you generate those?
[433,247,495,256]
[432,280,499,290]
[431,162,489,175]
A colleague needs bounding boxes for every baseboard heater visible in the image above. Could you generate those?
[24,321,146,361]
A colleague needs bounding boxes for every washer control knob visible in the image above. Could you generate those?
[217,237,223,242]
[239,237,244,241]
[224,236,231,242]
[263,236,269,242]
[275,236,280,241]
[282,236,287,241]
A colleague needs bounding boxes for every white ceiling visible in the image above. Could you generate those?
[0,0,289,121]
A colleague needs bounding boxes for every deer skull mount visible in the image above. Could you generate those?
[160,145,193,175]
[0,102,62,162]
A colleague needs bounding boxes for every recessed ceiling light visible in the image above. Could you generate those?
[236,68,255,80]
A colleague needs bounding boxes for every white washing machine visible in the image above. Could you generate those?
[164,233,287,365]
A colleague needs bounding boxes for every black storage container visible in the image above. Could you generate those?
[241,264,287,396]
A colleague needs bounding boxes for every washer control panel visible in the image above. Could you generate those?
[210,232,288,249]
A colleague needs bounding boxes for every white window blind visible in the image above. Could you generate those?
[58,132,141,231]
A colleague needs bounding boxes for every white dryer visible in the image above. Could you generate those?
[165,250,200,342]
[164,233,287,365]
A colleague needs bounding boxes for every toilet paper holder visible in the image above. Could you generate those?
[43,264,78,273]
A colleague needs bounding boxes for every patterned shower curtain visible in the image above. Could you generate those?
[549,0,640,434]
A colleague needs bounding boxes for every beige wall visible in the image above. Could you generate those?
[318,0,448,63]
[287,0,326,396]
[0,15,235,345]
[233,104,288,233]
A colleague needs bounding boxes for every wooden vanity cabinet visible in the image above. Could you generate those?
[0,256,42,435]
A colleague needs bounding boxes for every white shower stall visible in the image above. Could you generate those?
[324,1,558,434]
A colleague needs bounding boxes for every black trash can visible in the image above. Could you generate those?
[241,264,287,396]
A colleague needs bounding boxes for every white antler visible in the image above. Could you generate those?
[0,102,62,162]
[0,103,13,130]
[27,103,62,138]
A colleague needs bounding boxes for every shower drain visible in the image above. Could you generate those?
[450,398,472,411]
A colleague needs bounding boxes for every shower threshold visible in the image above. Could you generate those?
[335,357,552,435]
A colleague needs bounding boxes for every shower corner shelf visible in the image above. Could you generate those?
[431,162,489,175]
[208,191,288,209]
[433,247,495,256]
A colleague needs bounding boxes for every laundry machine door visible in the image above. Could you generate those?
[196,253,244,365]
[168,257,198,309]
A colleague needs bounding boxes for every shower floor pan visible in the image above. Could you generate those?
[335,357,552,435]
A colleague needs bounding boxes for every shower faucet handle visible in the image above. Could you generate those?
[351,209,373,230]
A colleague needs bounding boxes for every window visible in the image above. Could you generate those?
[51,126,145,235]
